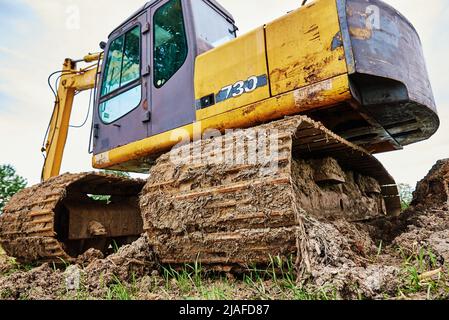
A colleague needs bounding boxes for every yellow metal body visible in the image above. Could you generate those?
[266,0,346,95]
[43,0,354,176]
[42,56,101,181]
[93,0,351,171]
[195,27,270,120]
[94,75,351,170]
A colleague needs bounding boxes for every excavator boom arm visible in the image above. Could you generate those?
[42,54,101,181]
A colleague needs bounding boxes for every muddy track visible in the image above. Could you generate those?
[0,173,144,264]
[0,116,401,267]
[140,115,401,269]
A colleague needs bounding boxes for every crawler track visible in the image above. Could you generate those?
[0,116,401,267]
[0,173,144,263]
[140,116,401,269]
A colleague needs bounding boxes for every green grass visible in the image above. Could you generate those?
[0,288,14,299]
[1,259,35,277]
[4,248,449,301]
[397,246,449,299]
[200,281,233,300]
[105,275,135,300]
[243,256,338,300]
[162,259,204,295]
[111,240,120,254]
[69,275,91,301]
[158,256,337,300]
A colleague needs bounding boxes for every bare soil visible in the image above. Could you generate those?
[1,159,449,300]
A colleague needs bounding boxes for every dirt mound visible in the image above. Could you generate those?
[297,159,449,299]
[1,159,449,300]
[412,159,449,209]
[0,234,158,300]
[363,160,449,260]
[83,234,157,296]
[0,264,64,300]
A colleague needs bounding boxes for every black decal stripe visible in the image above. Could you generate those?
[196,74,269,111]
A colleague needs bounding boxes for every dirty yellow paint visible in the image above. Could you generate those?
[64,67,98,91]
[195,27,270,120]
[93,75,351,170]
[42,60,100,181]
[93,0,355,171]
[265,0,347,96]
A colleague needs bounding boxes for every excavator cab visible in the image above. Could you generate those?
[93,0,236,158]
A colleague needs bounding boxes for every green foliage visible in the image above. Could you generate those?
[89,170,131,203]
[89,194,112,203]
[398,183,414,210]
[101,170,131,178]
[0,165,27,212]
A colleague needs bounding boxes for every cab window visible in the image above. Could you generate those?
[153,0,188,88]
[191,0,236,48]
[100,26,141,124]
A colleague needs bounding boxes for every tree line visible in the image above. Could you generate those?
[0,165,27,212]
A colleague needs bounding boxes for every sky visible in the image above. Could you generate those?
[0,0,448,187]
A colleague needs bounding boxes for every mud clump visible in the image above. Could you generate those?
[0,234,158,300]
[298,216,403,299]
[0,264,64,300]
[83,234,157,296]
[0,254,14,275]
[76,248,104,267]
[298,159,449,299]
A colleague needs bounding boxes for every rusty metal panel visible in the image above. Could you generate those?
[346,0,436,113]
[339,0,439,147]
[265,0,348,96]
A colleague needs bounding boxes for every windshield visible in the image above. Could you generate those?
[191,0,236,48]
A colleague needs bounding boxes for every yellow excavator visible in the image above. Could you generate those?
[0,0,439,267]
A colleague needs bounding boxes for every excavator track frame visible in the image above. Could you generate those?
[0,173,144,264]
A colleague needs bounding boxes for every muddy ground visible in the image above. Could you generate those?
[1,160,449,300]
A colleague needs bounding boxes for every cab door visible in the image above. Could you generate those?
[93,11,150,154]
[149,0,196,136]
